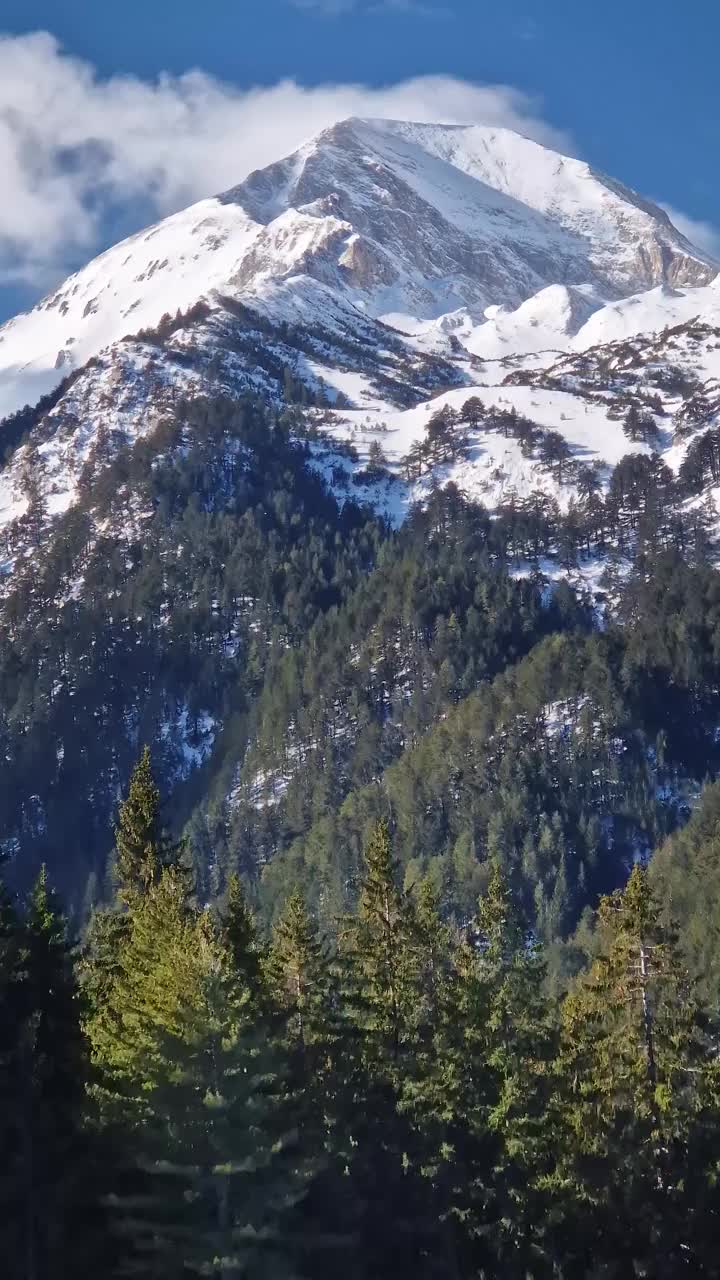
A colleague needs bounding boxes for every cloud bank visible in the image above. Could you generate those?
[0,30,572,300]
[660,204,720,263]
[0,31,716,316]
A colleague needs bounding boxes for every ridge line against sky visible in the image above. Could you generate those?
[0,13,718,325]
[0,31,573,313]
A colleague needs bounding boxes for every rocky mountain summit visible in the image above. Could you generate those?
[0,116,716,416]
[1,115,719,556]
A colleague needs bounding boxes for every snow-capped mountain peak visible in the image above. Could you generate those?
[3,112,720,571]
[1,116,716,420]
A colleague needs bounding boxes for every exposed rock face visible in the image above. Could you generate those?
[4,115,717,421]
[1,115,720,668]
[228,118,716,305]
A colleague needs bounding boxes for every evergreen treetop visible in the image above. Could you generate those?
[114,746,180,903]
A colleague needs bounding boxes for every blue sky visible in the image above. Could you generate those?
[0,0,718,323]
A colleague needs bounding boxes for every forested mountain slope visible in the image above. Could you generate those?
[1,115,720,947]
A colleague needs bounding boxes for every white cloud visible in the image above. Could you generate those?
[660,203,720,262]
[0,30,573,306]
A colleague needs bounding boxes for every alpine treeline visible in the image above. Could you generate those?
[5,386,720,940]
[2,753,720,1279]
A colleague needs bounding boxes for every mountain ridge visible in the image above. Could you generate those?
[3,114,720,934]
[3,116,720,576]
[1,115,716,421]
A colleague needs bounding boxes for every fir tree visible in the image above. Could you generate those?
[337,823,443,1278]
[404,865,555,1278]
[344,819,418,1067]
[549,865,720,1276]
[114,746,179,902]
[267,890,330,1058]
[122,914,308,1278]
[89,870,309,1277]
[221,873,264,996]
[1,869,99,1280]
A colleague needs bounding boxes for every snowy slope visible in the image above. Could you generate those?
[2,113,720,585]
[0,199,263,417]
[348,120,714,291]
[317,382,651,526]
[440,276,720,364]
[1,116,716,420]
[313,308,720,529]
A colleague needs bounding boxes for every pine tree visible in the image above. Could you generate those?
[624,403,660,446]
[89,871,310,1278]
[124,914,308,1278]
[549,865,720,1276]
[0,869,100,1280]
[343,818,418,1067]
[114,746,179,902]
[336,823,443,1278]
[85,865,194,1101]
[405,865,555,1278]
[539,430,571,482]
[267,890,330,1058]
[266,891,359,1279]
[462,396,485,427]
[266,888,349,1179]
[84,866,198,1275]
[471,864,554,1262]
[367,440,388,472]
[84,752,184,1080]
[0,879,24,1274]
[408,877,454,1049]
[222,873,264,996]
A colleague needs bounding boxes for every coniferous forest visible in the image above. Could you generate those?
[5,389,720,1274]
[3,755,720,1278]
[3,7,720,1263]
